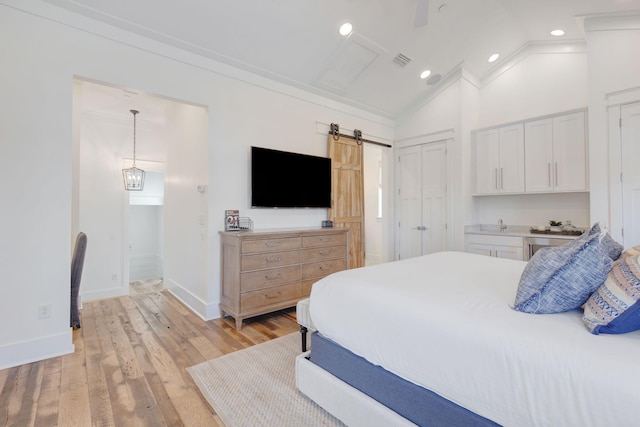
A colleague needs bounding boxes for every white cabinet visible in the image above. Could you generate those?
[525,111,587,193]
[474,124,525,195]
[466,234,524,260]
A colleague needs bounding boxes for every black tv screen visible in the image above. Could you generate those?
[251,146,331,208]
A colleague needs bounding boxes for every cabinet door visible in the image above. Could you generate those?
[494,245,523,260]
[553,112,587,192]
[467,243,493,257]
[475,129,501,194]
[525,118,554,192]
[499,124,525,193]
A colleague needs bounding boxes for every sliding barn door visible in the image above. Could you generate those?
[328,134,364,269]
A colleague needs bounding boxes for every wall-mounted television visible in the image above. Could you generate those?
[251,146,331,208]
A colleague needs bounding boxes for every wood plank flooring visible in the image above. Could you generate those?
[0,280,299,426]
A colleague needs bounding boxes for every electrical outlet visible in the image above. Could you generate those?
[38,303,52,319]
[111,273,118,281]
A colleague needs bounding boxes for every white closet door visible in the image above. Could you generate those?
[621,102,640,247]
[421,143,447,255]
[396,143,447,260]
[397,146,423,260]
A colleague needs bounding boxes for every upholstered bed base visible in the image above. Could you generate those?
[296,352,416,427]
[297,332,500,427]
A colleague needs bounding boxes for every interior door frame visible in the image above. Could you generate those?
[394,131,454,260]
[607,88,640,245]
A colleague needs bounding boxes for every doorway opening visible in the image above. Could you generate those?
[72,78,209,303]
[128,169,165,294]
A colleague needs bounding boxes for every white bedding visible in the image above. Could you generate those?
[309,251,640,427]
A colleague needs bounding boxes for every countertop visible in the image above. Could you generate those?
[465,224,585,240]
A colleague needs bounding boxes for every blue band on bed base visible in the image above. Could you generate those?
[310,332,500,427]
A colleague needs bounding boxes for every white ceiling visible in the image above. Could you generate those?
[58,0,640,119]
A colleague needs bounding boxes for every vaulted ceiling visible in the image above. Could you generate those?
[52,0,640,119]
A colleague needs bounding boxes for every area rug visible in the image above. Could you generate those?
[187,333,344,427]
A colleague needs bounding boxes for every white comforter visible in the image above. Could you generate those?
[310,251,640,427]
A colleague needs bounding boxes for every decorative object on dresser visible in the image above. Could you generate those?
[219,228,349,330]
[224,209,239,230]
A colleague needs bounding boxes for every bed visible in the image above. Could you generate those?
[295,251,640,427]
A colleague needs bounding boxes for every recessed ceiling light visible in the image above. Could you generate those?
[488,53,500,63]
[550,29,565,36]
[420,70,432,79]
[339,23,353,36]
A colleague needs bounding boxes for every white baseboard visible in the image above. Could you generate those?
[0,331,74,370]
[81,285,128,302]
[164,278,220,321]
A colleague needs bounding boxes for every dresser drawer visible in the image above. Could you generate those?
[241,283,300,311]
[242,237,301,254]
[302,245,347,263]
[302,259,347,280]
[241,265,301,292]
[241,250,301,271]
[303,233,347,248]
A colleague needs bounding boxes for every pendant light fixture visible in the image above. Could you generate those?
[122,109,145,191]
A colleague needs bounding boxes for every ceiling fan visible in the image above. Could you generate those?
[414,0,430,28]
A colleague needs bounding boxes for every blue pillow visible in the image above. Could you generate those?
[601,232,623,260]
[514,225,614,314]
[583,255,640,334]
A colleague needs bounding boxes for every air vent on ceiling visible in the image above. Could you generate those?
[392,53,412,67]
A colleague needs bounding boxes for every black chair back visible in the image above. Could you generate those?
[70,232,87,329]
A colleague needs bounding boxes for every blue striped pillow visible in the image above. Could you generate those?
[583,255,640,334]
[514,224,614,314]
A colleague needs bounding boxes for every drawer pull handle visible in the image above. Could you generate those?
[265,242,281,247]
[265,273,281,280]
[319,265,333,271]
[319,250,332,255]
[265,257,282,263]
[264,292,281,299]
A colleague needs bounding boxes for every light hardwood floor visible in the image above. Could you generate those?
[0,280,299,426]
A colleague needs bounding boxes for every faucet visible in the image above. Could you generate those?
[498,219,507,232]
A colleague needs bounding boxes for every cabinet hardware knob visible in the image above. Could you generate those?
[264,292,281,299]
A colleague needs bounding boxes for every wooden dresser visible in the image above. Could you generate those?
[219,227,349,329]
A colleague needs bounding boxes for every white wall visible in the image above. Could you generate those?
[395,46,591,249]
[472,193,590,229]
[163,102,211,318]
[478,49,588,128]
[0,1,394,368]
[584,15,640,229]
[364,145,383,265]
